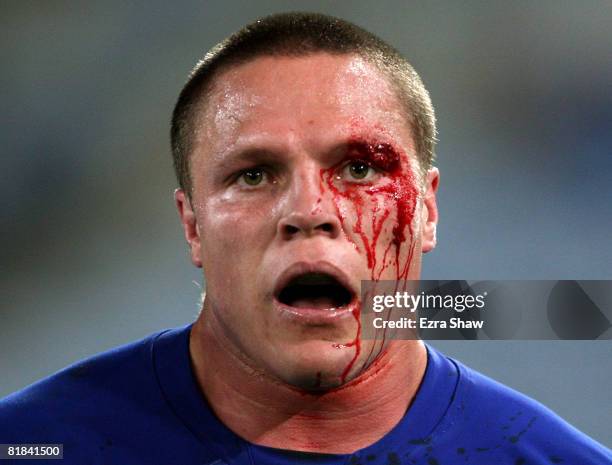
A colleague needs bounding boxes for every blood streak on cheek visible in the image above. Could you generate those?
[320,139,418,280]
[320,138,419,383]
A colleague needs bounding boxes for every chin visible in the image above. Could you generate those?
[267,338,371,391]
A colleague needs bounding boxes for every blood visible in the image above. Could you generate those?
[339,306,361,383]
[320,137,419,383]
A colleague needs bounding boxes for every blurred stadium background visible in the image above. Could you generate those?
[2,0,611,446]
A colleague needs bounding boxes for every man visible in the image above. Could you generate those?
[1,12,610,465]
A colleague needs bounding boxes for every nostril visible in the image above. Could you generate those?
[279,214,341,239]
[284,224,300,235]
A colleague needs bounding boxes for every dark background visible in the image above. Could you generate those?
[2,0,611,446]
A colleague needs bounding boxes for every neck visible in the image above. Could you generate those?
[189,312,427,454]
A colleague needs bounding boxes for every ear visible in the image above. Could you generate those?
[420,168,440,254]
[175,188,203,268]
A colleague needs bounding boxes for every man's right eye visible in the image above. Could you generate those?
[236,168,268,187]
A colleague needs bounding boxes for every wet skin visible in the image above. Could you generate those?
[176,53,439,452]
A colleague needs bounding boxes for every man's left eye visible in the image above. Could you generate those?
[343,161,376,182]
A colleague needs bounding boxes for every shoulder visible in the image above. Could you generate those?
[0,328,169,442]
[0,324,223,464]
[439,353,611,464]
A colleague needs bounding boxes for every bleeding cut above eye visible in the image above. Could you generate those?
[344,141,402,174]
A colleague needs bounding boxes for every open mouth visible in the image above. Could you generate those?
[276,272,354,309]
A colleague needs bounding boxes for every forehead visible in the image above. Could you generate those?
[193,53,413,162]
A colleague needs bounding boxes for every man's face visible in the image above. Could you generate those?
[177,53,438,389]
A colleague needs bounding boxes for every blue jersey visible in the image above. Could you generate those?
[1,324,610,464]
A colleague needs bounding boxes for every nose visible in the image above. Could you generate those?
[277,168,342,241]
[279,211,341,240]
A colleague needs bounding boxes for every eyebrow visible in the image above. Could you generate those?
[211,146,286,175]
[211,133,404,170]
